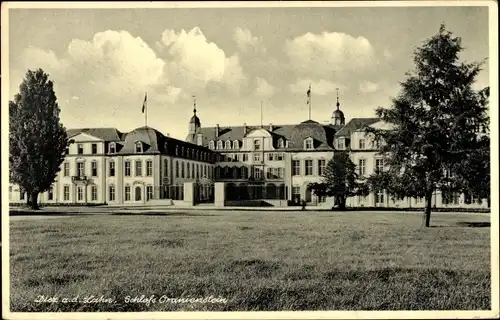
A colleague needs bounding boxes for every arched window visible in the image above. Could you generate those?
[209,141,215,149]
[109,142,116,153]
[233,140,239,149]
[225,140,231,149]
[217,141,223,150]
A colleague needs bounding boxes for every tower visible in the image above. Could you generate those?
[331,88,345,126]
[188,95,201,135]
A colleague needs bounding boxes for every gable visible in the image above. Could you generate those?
[245,128,272,138]
[69,132,104,142]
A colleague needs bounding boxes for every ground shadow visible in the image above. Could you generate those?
[430,222,491,228]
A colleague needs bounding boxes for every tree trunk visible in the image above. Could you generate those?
[338,196,346,210]
[29,192,40,210]
[421,189,433,228]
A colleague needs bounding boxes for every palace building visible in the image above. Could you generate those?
[9,95,489,209]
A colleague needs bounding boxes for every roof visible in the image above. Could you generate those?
[335,118,380,137]
[67,128,122,141]
[118,126,164,154]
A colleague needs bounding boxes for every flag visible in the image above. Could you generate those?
[142,92,147,113]
[306,84,311,104]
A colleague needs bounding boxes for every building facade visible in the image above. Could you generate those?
[9,98,489,209]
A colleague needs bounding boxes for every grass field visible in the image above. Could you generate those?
[9,210,491,311]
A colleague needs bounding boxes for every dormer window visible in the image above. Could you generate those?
[285,141,289,148]
[338,138,345,150]
[233,140,239,149]
[278,139,284,148]
[109,142,116,154]
[209,141,215,149]
[304,138,314,150]
[135,142,143,153]
[253,139,261,151]
[225,140,231,149]
[217,141,223,150]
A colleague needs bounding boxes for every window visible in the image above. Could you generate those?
[305,160,313,175]
[135,142,143,153]
[209,141,215,150]
[77,186,84,201]
[217,141,223,150]
[175,161,179,178]
[292,160,300,176]
[318,159,326,176]
[63,185,70,201]
[376,191,384,205]
[181,162,185,178]
[292,186,301,199]
[253,153,261,162]
[77,162,85,176]
[164,159,168,176]
[48,187,53,201]
[91,143,97,154]
[338,138,345,150]
[146,160,153,176]
[375,159,384,173]
[416,197,423,204]
[109,185,116,201]
[359,139,365,149]
[63,162,70,176]
[124,161,131,176]
[91,185,98,201]
[278,139,284,148]
[268,153,274,161]
[243,154,249,162]
[175,145,179,156]
[267,168,273,179]
[135,160,142,176]
[125,185,131,201]
[277,167,284,178]
[304,138,313,150]
[91,161,98,177]
[359,159,366,176]
[253,167,261,179]
[109,161,115,177]
[253,139,261,151]
[233,141,239,149]
[276,153,284,161]
[146,186,153,200]
[77,143,84,154]
[374,140,381,149]
[109,142,116,153]
[225,141,231,149]
[192,164,195,179]
[187,163,191,178]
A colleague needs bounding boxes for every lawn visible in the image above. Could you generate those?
[9,210,491,311]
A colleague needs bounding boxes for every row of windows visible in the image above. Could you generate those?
[357,158,386,176]
[336,138,382,150]
[172,160,213,179]
[291,159,327,176]
[214,166,285,180]
[208,138,290,150]
[218,152,285,163]
[36,185,155,202]
[63,160,154,178]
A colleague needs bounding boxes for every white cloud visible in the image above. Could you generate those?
[359,81,379,93]
[285,31,375,76]
[233,27,266,54]
[289,78,346,96]
[157,27,246,91]
[254,77,276,98]
[383,49,393,60]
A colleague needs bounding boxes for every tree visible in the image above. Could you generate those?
[9,69,69,210]
[308,152,369,210]
[365,25,490,227]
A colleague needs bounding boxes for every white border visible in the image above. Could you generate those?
[1,1,498,319]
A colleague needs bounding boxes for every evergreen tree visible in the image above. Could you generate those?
[308,152,368,210]
[9,69,69,209]
[365,25,490,227]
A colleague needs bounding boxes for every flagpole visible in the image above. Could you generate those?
[309,84,312,120]
[145,92,148,127]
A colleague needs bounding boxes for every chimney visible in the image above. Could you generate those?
[243,123,248,135]
[269,123,273,131]
[215,124,220,137]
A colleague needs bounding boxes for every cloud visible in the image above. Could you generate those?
[383,49,393,60]
[359,81,379,93]
[285,31,375,76]
[233,27,266,54]
[157,27,246,91]
[254,77,276,98]
[289,78,346,96]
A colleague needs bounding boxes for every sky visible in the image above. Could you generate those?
[7,3,491,140]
